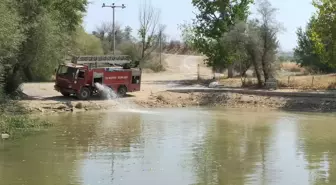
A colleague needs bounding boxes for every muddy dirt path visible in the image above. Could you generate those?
[19,54,214,113]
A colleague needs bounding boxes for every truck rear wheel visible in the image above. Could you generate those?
[117,86,127,97]
[77,87,91,100]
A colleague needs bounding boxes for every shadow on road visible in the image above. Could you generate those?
[142,78,214,87]
[24,94,135,102]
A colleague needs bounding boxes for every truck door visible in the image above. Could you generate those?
[131,69,141,91]
[74,69,87,91]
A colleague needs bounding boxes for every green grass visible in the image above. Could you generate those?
[0,114,53,139]
[0,99,53,139]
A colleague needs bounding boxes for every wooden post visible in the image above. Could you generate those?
[312,76,315,87]
[197,64,200,81]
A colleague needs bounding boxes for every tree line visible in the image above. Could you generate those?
[0,0,90,98]
[1,0,333,99]
[294,0,336,73]
[0,0,192,100]
[180,0,336,87]
[180,0,281,87]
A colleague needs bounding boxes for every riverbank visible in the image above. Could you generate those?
[17,90,336,114]
[0,103,53,139]
[135,91,336,112]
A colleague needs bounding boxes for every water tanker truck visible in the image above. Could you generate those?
[54,55,142,100]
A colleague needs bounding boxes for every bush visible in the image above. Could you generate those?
[118,42,165,72]
[280,62,305,73]
[144,60,165,72]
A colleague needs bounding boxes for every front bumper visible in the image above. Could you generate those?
[54,85,76,94]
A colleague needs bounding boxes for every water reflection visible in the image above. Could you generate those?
[80,109,213,185]
[297,113,336,185]
[0,109,336,185]
[0,118,82,185]
[192,110,275,185]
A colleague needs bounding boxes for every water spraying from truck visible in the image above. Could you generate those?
[94,83,155,114]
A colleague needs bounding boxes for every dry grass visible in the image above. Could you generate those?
[142,54,166,72]
[278,74,336,90]
[219,77,261,88]
[280,61,306,73]
[219,74,336,90]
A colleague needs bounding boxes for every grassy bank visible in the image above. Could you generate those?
[0,101,53,139]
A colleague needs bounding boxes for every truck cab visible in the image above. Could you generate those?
[54,64,88,97]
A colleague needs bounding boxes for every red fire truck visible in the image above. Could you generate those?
[54,55,142,100]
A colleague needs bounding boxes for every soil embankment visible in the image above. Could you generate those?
[19,54,336,113]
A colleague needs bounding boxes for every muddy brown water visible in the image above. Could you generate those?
[1,108,336,185]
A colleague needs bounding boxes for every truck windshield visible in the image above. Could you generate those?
[57,65,78,78]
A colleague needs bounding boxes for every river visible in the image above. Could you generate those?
[0,108,335,185]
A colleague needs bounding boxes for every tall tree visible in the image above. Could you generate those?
[184,0,254,74]
[293,16,332,72]
[0,0,25,97]
[256,0,281,82]
[71,27,104,55]
[0,0,88,94]
[123,26,133,41]
[311,0,336,68]
[138,0,161,65]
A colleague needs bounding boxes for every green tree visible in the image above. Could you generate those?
[211,0,279,87]
[311,0,336,68]
[123,26,134,42]
[92,22,135,54]
[294,16,333,73]
[71,27,104,55]
[52,0,88,32]
[183,0,254,73]
[0,0,25,95]
[1,0,89,91]
[293,0,336,73]
[138,0,162,64]
[256,0,281,82]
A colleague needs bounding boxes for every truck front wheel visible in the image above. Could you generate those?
[77,87,91,100]
[117,86,127,97]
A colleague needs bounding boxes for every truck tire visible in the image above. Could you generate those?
[117,85,127,97]
[77,87,91,100]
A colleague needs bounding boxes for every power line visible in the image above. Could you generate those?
[102,3,126,55]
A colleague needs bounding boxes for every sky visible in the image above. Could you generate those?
[83,0,316,52]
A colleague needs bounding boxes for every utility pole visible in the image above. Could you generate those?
[102,3,126,55]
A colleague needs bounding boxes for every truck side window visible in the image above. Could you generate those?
[78,70,85,79]
[132,76,140,84]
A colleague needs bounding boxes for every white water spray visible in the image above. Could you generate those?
[94,83,155,114]
[94,83,118,100]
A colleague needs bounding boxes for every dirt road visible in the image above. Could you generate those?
[20,54,214,113]
[18,53,336,113]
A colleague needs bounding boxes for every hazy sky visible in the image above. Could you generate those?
[83,0,316,52]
